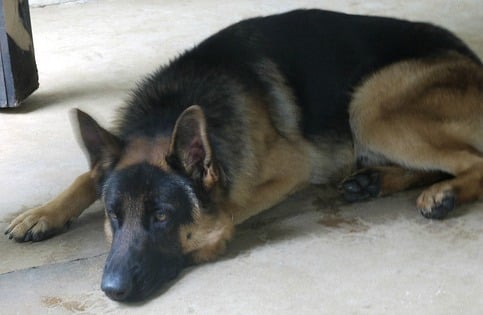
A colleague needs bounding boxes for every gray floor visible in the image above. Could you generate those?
[1,1,482,314]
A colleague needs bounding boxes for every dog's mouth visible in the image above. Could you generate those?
[101,255,185,302]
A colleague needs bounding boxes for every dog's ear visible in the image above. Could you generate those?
[167,105,219,190]
[74,109,122,172]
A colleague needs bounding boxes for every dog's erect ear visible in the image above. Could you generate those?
[74,109,122,170]
[167,105,219,190]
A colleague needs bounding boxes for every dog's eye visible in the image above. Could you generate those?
[154,211,168,223]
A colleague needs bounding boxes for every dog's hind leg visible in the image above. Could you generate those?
[416,153,483,219]
[347,54,483,218]
[342,156,483,219]
[5,171,97,241]
[341,166,449,202]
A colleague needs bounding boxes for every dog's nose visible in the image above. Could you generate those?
[101,274,133,301]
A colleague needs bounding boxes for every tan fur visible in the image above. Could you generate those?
[6,172,97,241]
[116,137,170,170]
[104,216,113,244]
[168,105,219,190]
[179,206,234,263]
[7,52,482,260]
[350,53,483,211]
[349,166,447,196]
[218,95,313,224]
[104,138,171,245]
[176,96,316,261]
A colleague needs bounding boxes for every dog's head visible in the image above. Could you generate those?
[75,106,234,302]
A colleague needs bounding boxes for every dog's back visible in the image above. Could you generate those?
[119,9,480,140]
[116,9,481,192]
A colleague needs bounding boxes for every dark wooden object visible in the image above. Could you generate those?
[0,0,38,108]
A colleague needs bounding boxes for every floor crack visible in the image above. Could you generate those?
[0,252,108,276]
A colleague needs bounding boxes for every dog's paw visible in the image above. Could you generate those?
[4,206,70,242]
[417,188,455,220]
[340,169,381,202]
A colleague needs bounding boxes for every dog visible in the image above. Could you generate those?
[5,9,483,302]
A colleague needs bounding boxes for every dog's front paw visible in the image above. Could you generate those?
[340,169,381,202]
[417,188,455,220]
[5,205,71,242]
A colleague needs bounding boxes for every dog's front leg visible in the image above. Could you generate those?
[5,171,97,242]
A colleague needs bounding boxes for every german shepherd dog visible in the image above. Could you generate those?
[5,9,483,301]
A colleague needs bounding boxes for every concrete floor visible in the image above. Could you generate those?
[1,0,482,314]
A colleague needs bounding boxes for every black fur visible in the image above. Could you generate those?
[118,9,479,138]
[6,9,482,303]
[116,9,479,192]
[101,163,193,301]
[98,9,480,301]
